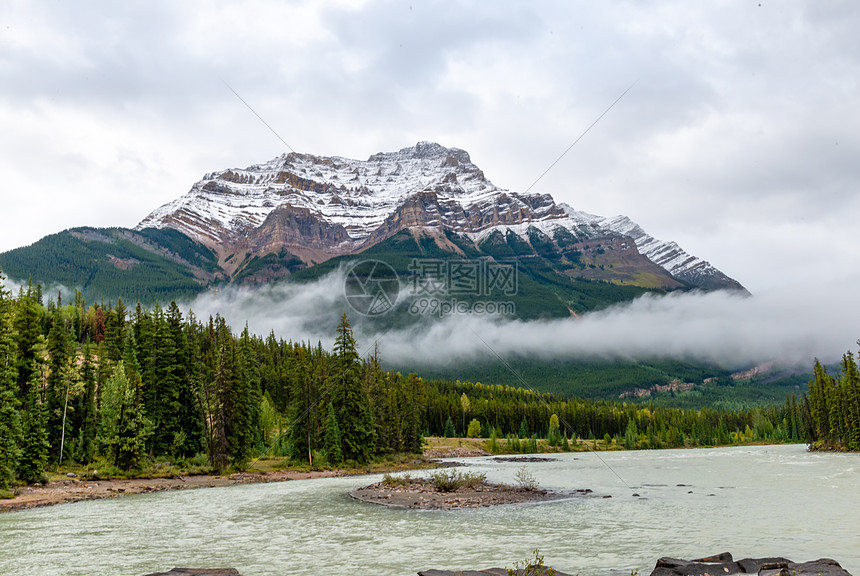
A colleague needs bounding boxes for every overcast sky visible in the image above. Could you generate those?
[2,0,859,297]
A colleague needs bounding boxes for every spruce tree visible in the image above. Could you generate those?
[98,363,127,462]
[102,298,126,365]
[209,335,232,472]
[287,345,320,465]
[113,382,151,471]
[13,284,41,401]
[45,305,72,462]
[0,277,22,488]
[518,417,529,439]
[0,383,20,488]
[76,343,97,463]
[168,301,204,458]
[443,415,455,438]
[227,326,261,469]
[402,373,425,454]
[147,302,182,456]
[19,384,50,484]
[330,315,375,463]
[98,362,151,470]
[323,401,343,465]
[840,352,860,450]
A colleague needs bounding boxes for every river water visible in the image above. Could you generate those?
[1,444,857,576]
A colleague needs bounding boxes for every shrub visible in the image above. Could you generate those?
[461,471,486,489]
[506,549,556,576]
[429,469,463,492]
[382,472,412,487]
[467,418,482,438]
[514,465,539,491]
[488,427,500,453]
[427,470,486,492]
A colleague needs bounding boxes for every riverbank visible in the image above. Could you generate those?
[0,468,347,513]
[0,438,481,513]
[0,437,809,514]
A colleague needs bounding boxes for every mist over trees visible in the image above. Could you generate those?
[1,267,854,490]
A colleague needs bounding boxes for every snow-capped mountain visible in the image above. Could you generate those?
[138,141,745,292]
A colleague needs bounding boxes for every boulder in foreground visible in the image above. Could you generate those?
[650,553,852,576]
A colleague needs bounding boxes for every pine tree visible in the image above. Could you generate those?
[0,383,20,488]
[209,335,232,472]
[287,345,319,465]
[0,276,22,488]
[443,415,455,438]
[19,383,50,484]
[518,417,529,439]
[147,302,182,456]
[13,284,42,401]
[113,382,151,471]
[401,373,425,454]
[228,326,261,469]
[97,363,127,462]
[840,352,860,450]
[75,343,97,463]
[98,362,151,470]
[102,298,126,365]
[323,401,343,465]
[45,304,72,462]
[809,360,831,441]
[168,302,204,458]
[330,315,375,463]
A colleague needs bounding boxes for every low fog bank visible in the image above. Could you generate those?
[182,269,860,371]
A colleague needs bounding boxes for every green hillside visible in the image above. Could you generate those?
[1,225,799,411]
[0,227,222,304]
[403,356,810,409]
[291,228,667,322]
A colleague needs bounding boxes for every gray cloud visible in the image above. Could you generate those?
[2,1,859,298]
[180,270,860,372]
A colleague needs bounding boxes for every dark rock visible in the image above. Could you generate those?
[651,556,852,576]
[693,553,733,563]
[789,559,851,576]
[652,556,741,576]
[737,558,791,574]
[759,569,790,576]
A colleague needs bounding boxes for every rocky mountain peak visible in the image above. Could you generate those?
[137,142,745,292]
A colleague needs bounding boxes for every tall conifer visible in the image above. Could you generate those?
[0,275,21,487]
[331,315,375,463]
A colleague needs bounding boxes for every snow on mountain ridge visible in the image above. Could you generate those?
[137,142,744,291]
[139,141,504,243]
[592,212,729,284]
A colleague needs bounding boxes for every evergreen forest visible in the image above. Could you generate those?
[1,268,856,493]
